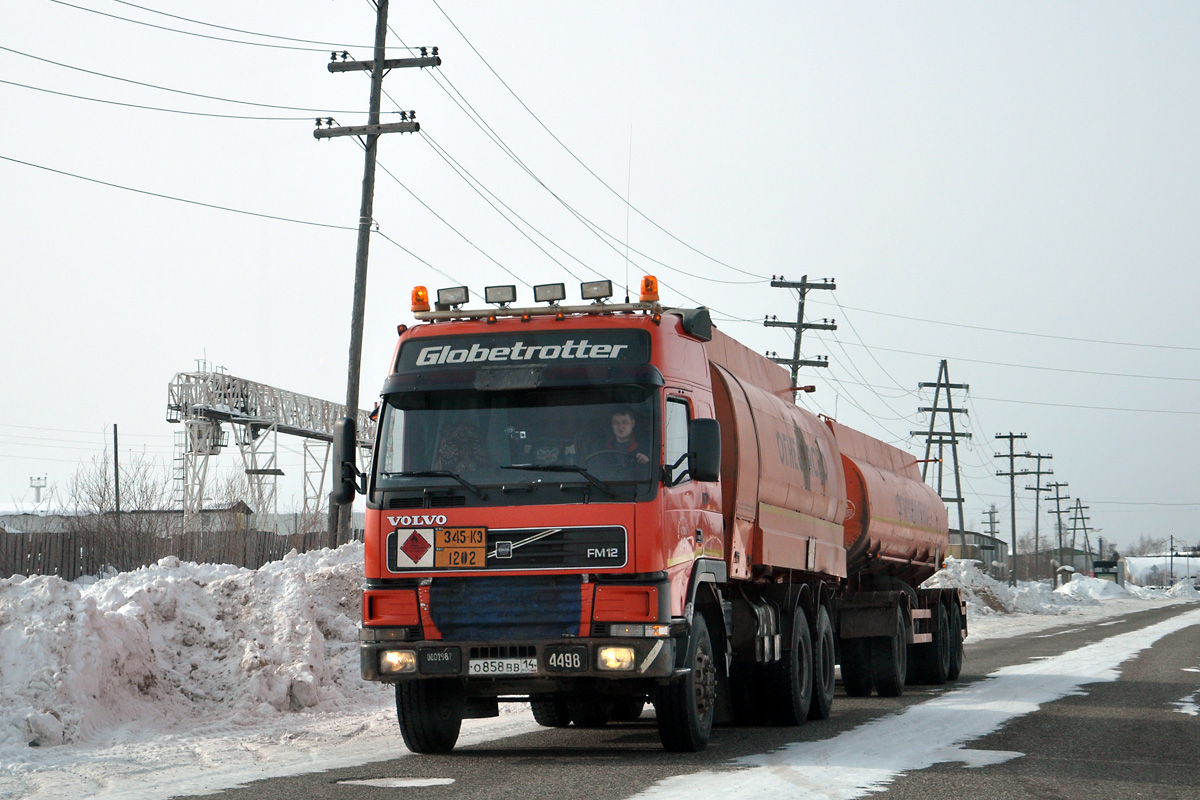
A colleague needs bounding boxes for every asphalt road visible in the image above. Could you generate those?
[182,603,1200,800]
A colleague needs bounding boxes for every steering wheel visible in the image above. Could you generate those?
[581,450,635,469]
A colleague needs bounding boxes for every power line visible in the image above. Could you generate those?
[0,45,386,114]
[105,0,385,49]
[427,0,763,281]
[0,78,321,120]
[807,299,1200,352]
[0,154,358,230]
[49,0,351,53]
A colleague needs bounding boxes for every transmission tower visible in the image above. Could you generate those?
[911,360,971,551]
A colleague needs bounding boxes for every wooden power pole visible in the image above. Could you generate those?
[317,0,439,545]
[995,432,1028,586]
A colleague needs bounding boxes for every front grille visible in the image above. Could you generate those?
[430,575,582,640]
[388,494,468,509]
[470,645,536,659]
[486,526,626,569]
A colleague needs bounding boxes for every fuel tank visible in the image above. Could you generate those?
[706,330,848,580]
[825,419,948,585]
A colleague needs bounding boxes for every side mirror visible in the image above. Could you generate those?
[688,418,721,483]
[331,417,361,505]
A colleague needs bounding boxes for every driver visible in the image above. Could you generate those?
[604,406,649,464]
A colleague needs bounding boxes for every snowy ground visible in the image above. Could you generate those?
[1,549,1197,800]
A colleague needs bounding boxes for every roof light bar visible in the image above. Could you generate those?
[485,285,517,306]
[581,280,613,301]
[436,286,469,309]
[534,282,566,304]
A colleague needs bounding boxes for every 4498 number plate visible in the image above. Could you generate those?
[544,645,588,673]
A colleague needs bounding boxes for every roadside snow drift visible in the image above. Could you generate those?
[0,545,369,749]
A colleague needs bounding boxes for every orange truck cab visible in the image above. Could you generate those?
[333,278,965,754]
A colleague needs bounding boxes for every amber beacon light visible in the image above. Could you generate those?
[640,275,660,303]
[411,286,430,312]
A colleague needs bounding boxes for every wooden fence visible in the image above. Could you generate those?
[0,527,363,583]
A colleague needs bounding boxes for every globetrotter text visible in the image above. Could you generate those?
[416,340,630,366]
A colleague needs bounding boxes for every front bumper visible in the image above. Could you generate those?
[360,632,678,683]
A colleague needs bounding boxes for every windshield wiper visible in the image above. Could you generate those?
[382,470,487,499]
[501,464,616,498]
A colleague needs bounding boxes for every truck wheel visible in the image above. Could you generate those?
[395,680,464,754]
[654,614,717,751]
[530,697,571,727]
[871,606,908,697]
[568,698,613,728]
[766,607,813,726]
[839,638,874,697]
[611,697,647,721]
[808,605,835,720]
[928,602,952,684]
[946,600,964,681]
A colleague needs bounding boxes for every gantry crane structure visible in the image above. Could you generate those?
[166,366,375,531]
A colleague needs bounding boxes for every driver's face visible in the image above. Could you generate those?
[611,413,635,441]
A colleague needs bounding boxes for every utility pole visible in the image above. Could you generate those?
[113,423,121,534]
[1046,481,1070,581]
[911,360,971,551]
[765,275,836,399]
[1023,452,1053,581]
[318,0,439,545]
[984,504,1000,578]
[995,432,1028,586]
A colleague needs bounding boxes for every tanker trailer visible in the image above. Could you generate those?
[828,418,966,695]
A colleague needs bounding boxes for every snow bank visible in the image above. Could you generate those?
[0,544,370,749]
[921,557,1191,616]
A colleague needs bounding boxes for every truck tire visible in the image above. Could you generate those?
[395,679,464,754]
[808,605,835,720]
[530,697,571,727]
[909,601,951,685]
[568,698,613,728]
[766,607,813,726]
[839,637,874,697]
[654,614,717,751]
[946,599,964,681]
[871,606,908,697]
[611,697,647,721]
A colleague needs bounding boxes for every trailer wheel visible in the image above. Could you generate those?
[530,697,571,727]
[871,606,908,697]
[395,680,464,754]
[654,614,717,751]
[839,637,874,697]
[808,605,835,720]
[611,697,647,721]
[766,607,813,726]
[568,698,613,728]
[946,599,964,681]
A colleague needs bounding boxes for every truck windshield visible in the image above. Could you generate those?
[374,386,657,505]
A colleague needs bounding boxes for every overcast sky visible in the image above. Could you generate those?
[2,1,1198,553]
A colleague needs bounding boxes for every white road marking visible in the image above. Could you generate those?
[338,777,455,787]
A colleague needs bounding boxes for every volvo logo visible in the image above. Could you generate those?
[387,514,449,527]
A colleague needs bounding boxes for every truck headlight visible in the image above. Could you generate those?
[597,646,636,671]
[380,649,417,674]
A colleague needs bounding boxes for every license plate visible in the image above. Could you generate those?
[434,527,487,568]
[468,657,538,676]
[544,645,588,673]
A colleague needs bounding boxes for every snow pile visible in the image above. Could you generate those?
[923,557,1093,616]
[1053,574,1129,602]
[1166,579,1200,600]
[0,544,370,749]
